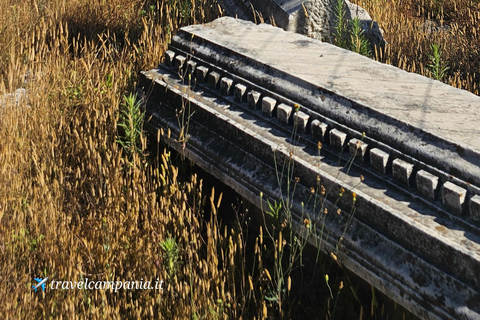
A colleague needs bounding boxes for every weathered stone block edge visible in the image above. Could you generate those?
[163,45,480,226]
[138,69,480,320]
[172,25,480,190]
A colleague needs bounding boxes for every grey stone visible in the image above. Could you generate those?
[329,128,347,149]
[176,17,480,188]
[277,103,292,124]
[442,182,466,215]
[370,148,389,174]
[174,55,186,70]
[234,83,247,102]
[187,60,197,75]
[311,120,328,142]
[195,66,209,82]
[416,170,439,200]
[139,19,480,320]
[392,158,414,187]
[348,138,368,162]
[247,90,261,109]
[165,50,175,67]
[262,96,277,117]
[293,110,309,132]
[470,195,480,221]
[220,77,234,95]
[218,0,385,48]
[208,71,221,88]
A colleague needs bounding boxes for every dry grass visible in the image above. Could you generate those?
[0,0,463,319]
[0,1,265,319]
[352,0,480,94]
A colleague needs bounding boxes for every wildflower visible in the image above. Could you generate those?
[303,218,311,229]
[352,192,357,202]
[324,208,328,214]
[321,185,326,196]
[310,187,315,194]
[317,141,322,150]
[294,103,300,112]
[336,208,341,215]
[295,177,300,183]
[360,175,364,182]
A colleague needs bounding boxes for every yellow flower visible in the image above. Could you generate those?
[303,218,311,229]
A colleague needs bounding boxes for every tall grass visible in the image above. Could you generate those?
[0,0,442,319]
[0,1,249,319]
[351,0,480,94]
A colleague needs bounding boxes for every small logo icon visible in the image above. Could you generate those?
[32,277,48,292]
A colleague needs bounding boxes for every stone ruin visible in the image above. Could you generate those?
[218,0,385,47]
[138,17,480,320]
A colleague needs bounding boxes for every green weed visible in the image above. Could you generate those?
[116,93,146,160]
[428,43,450,81]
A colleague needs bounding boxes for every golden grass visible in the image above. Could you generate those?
[352,0,480,94]
[0,1,262,319]
[0,0,474,319]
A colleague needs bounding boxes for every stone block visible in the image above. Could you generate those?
[187,60,197,76]
[370,148,389,174]
[234,83,247,102]
[208,71,221,89]
[220,77,234,95]
[469,195,480,222]
[165,50,175,67]
[277,103,292,125]
[247,90,261,109]
[262,97,277,117]
[174,55,186,70]
[416,170,439,200]
[442,182,466,215]
[218,0,385,47]
[348,138,368,162]
[329,129,347,149]
[311,120,328,142]
[293,110,309,132]
[392,159,414,187]
[195,66,209,82]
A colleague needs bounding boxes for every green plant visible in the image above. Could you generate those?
[428,43,450,81]
[333,0,348,48]
[160,237,181,280]
[116,93,146,159]
[333,1,372,57]
[349,18,372,56]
